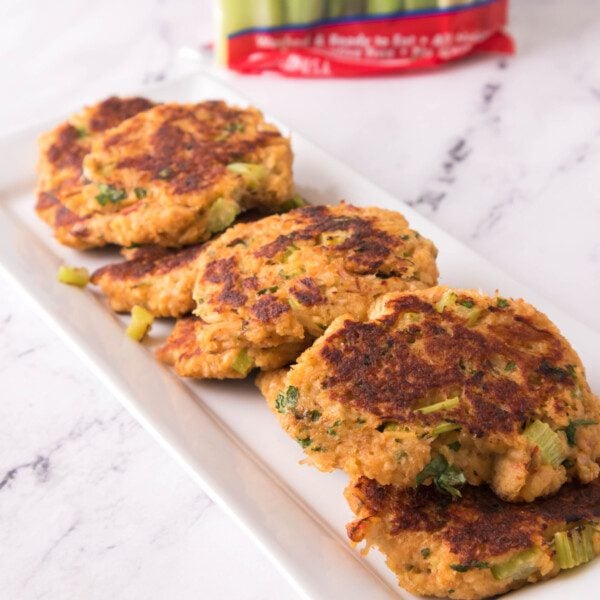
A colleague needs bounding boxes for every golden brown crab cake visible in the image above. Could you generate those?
[91,244,205,317]
[90,210,267,317]
[257,286,600,502]
[57,101,294,248]
[346,476,600,600]
[36,96,156,247]
[157,316,311,379]
[156,203,438,379]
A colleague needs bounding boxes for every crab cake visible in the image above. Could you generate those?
[90,210,266,317]
[157,316,311,379]
[156,203,439,379]
[257,286,600,502]
[91,244,205,317]
[346,477,600,600]
[36,96,156,247]
[56,101,294,248]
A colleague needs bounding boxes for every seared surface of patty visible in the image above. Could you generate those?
[90,210,266,317]
[346,476,600,599]
[156,203,439,379]
[257,286,600,501]
[62,101,293,248]
[36,96,155,247]
[91,244,206,317]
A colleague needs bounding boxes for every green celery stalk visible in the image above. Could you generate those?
[217,0,250,64]
[367,0,403,14]
[206,197,241,233]
[217,0,285,64]
[404,0,437,10]
[327,0,348,17]
[285,0,326,24]
[405,0,475,9]
[328,0,366,17]
[434,289,456,313]
[227,162,268,190]
[231,348,254,376]
[57,265,90,288]
[415,396,459,415]
[554,526,596,570]
[523,420,565,468]
[438,0,476,7]
[126,306,154,342]
[254,0,285,27]
[430,422,460,437]
[491,548,541,581]
[219,0,252,35]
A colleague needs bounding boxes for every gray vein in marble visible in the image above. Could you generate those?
[25,519,80,579]
[16,344,45,358]
[0,455,50,491]
[474,121,598,238]
[472,66,600,240]
[407,189,447,211]
[0,412,121,493]
[147,493,212,546]
[0,313,14,335]
[407,66,507,214]
[482,82,502,109]
[471,188,523,240]
[407,132,474,210]
[440,137,472,183]
[557,128,600,173]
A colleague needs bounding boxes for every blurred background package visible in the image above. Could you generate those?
[216,0,513,76]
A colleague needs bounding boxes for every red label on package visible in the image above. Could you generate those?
[227,0,513,77]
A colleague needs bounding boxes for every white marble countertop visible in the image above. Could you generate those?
[1,1,600,598]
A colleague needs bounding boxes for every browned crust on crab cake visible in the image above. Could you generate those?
[55,101,293,248]
[345,476,600,599]
[257,286,600,502]
[157,203,438,379]
[91,244,206,317]
[90,209,267,317]
[36,96,155,247]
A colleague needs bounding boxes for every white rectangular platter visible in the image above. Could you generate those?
[0,70,598,600]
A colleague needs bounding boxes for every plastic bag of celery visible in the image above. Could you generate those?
[216,0,513,77]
